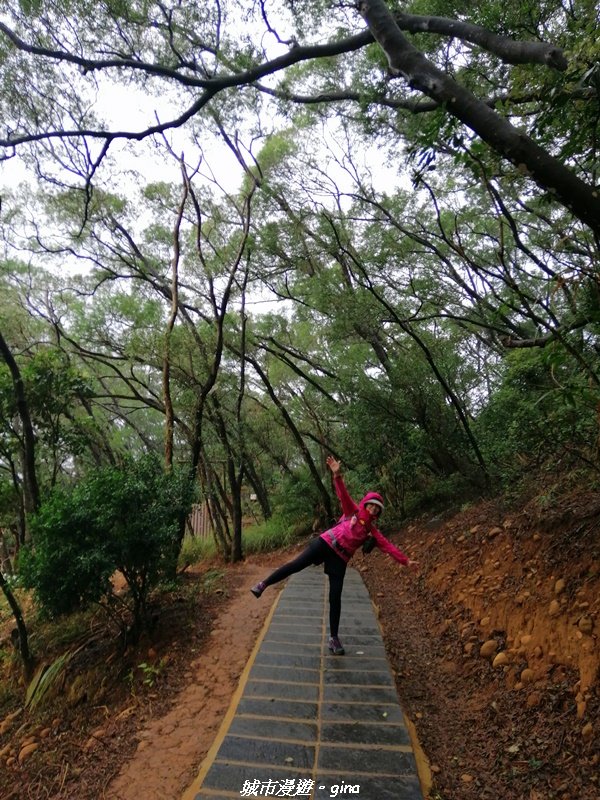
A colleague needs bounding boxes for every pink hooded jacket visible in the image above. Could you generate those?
[320,474,410,565]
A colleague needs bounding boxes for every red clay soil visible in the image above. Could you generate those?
[360,490,599,800]
[0,491,598,800]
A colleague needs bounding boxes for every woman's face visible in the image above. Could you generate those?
[365,502,381,518]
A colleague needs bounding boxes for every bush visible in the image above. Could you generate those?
[243,517,302,554]
[20,457,192,637]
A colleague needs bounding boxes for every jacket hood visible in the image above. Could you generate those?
[359,491,384,513]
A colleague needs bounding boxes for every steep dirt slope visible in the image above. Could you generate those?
[360,490,599,800]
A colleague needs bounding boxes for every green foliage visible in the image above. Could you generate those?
[243,516,303,554]
[178,534,216,567]
[19,457,193,626]
[135,658,167,687]
[475,347,599,484]
[24,652,71,710]
[269,468,322,531]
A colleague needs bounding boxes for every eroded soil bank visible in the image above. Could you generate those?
[360,489,599,800]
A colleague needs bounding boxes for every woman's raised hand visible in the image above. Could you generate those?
[326,455,341,476]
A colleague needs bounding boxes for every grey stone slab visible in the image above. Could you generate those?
[268,621,320,632]
[263,631,323,645]
[275,598,324,609]
[318,745,417,776]
[229,716,317,743]
[324,657,388,671]
[330,640,387,655]
[323,670,395,687]
[244,680,319,701]
[320,721,411,747]
[272,610,324,620]
[193,794,235,800]
[313,774,423,800]
[202,762,311,793]
[322,685,399,704]
[237,697,319,720]
[217,735,315,769]
[321,702,405,724]
[338,618,381,631]
[335,634,384,645]
[255,652,321,669]
[328,649,388,661]
[249,664,320,683]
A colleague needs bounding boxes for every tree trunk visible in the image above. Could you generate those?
[359,0,600,236]
[244,459,272,520]
[0,331,40,515]
[0,570,33,678]
[245,354,334,520]
[0,530,13,575]
[164,164,187,470]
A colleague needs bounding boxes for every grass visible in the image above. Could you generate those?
[178,534,216,567]
[179,514,310,567]
[242,516,309,554]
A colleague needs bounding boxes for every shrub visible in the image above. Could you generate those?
[20,457,192,638]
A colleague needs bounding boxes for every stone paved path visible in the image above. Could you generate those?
[182,567,424,800]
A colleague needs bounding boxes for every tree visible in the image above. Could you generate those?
[20,457,191,641]
[0,330,40,517]
[0,0,598,234]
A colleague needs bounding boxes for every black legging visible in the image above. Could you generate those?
[263,537,346,636]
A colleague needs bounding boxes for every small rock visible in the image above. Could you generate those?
[460,773,474,783]
[521,668,535,684]
[492,652,509,669]
[520,634,533,646]
[578,616,593,635]
[526,692,542,708]
[18,743,39,763]
[488,527,502,539]
[479,640,498,659]
[20,736,37,749]
[0,709,23,736]
[582,722,593,741]
[0,743,13,759]
[548,600,561,617]
[430,764,441,774]
[554,578,566,595]
[515,594,526,605]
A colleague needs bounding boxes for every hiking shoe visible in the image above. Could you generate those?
[250,581,266,598]
[328,636,345,655]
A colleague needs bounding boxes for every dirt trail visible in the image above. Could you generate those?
[104,563,276,800]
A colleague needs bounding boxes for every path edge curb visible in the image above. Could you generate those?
[180,587,283,800]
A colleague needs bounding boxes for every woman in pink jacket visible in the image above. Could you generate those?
[250,456,418,655]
